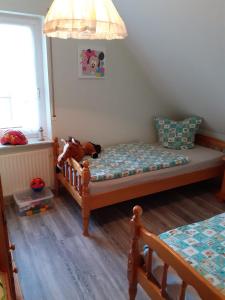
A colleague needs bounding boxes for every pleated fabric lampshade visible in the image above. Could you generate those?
[44,0,128,40]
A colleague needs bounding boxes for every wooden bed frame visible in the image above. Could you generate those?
[127,205,225,300]
[53,134,225,236]
[0,177,23,300]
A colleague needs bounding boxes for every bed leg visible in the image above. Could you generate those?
[216,192,225,202]
[127,206,142,300]
[53,137,60,196]
[54,176,60,196]
[216,163,225,201]
[129,286,137,300]
[82,209,90,237]
[81,161,91,236]
[128,253,138,300]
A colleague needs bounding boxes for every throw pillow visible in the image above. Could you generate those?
[155,116,202,150]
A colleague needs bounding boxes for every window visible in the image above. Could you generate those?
[0,13,51,139]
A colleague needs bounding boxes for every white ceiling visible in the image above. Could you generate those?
[115,0,225,138]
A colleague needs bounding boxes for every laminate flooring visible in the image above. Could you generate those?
[5,180,225,300]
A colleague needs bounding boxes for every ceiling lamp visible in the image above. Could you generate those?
[44,0,128,40]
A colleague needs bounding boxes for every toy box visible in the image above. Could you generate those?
[13,188,54,216]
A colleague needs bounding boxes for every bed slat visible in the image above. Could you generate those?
[160,263,168,297]
[66,163,69,182]
[74,169,77,189]
[146,248,153,279]
[69,166,73,186]
[179,281,187,300]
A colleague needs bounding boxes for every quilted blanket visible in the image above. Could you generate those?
[85,143,190,182]
[159,213,225,294]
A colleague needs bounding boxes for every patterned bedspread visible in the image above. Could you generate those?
[85,143,189,182]
[159,213,225,294]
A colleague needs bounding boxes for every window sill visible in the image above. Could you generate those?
[0,139,53,154]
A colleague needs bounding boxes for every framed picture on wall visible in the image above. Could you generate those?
[78,47,106,79]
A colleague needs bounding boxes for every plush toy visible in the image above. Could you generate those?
[65,137,101,159]
[30,178,45,192]
[1,130,28,145]
[58,139,85,163]
[82,142,101,159]
[57,138,102,171]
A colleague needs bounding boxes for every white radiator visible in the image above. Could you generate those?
[0,148,54,196]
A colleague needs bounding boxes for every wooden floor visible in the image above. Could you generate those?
[6,180,225,300]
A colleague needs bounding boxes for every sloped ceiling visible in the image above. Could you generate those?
[1,0,224,138]
[115,0,225,138]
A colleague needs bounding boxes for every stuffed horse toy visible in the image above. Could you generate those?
[56,138,101,172]
[57,139,84,171]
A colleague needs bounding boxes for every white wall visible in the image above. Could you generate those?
[114,0,225,139]
[0,0,174,145]
[51,39,172,145]
[0,0,48,15]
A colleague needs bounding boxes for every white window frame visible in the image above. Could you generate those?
[0,12,51,140]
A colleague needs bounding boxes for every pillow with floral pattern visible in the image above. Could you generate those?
[155,116,202,150]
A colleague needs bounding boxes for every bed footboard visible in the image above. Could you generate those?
[128,206,224,300]
[53,138,91,236]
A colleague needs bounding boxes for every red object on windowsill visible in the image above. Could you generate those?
[1,130,28,145]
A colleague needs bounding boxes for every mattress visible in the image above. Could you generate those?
[159,212,225,294]
[88,145,224,195]
[86,143,189,182]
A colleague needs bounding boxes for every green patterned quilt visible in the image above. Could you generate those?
[86,143,189,182]
[159,213,225,294]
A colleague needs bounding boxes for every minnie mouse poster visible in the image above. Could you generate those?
[79,48,105,78]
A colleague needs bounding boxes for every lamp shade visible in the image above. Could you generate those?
[44,0,128,40]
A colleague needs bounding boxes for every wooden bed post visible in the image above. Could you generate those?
[81,161,91,236]
[128,206,142,300]
[53,137,60,196]
[216,157,225,201]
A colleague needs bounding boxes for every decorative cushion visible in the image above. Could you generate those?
[1,130,28,145]
[155,117,202,150]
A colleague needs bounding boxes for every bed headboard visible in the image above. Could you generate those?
[195,134,225,153]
